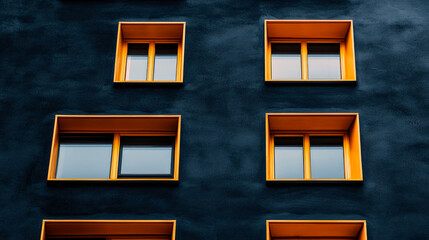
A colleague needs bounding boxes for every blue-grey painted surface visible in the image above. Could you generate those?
[0,0,428,239]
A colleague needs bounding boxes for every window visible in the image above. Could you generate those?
[266,113,363,181]
[48,115,181,181]
[113,22,186,83]
[118,136,175,178]
[40,220,176,240]
[265,20,356,82]
[267,220,367,240]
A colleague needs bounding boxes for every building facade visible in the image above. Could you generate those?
[1,0,428,239]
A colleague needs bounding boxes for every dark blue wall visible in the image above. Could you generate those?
[1,0,428,239]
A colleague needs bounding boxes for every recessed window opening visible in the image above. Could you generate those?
[266,113,363,181]
[113,22,185,83]
[48,115,181,181]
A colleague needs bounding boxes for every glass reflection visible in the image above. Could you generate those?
[271,43,302,79]
[308,43,341,80]
[154,44,177,81]
[310,136,344,179]
[119,136,174,177]
[56,134,113,179]
[274,137,304,179]
[126,43,149,81]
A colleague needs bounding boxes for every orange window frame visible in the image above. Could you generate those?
[40,220,176,240]
[266,220,367,240]
[266,113,363,182]
[265,20,356,82]
[113,22,186,84]
[47,115,181,181]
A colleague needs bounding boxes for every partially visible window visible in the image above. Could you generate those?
[265,20,356,82]
[113,22,186,83]
[41,220,176,240]
[267,220,367,240]
[48,115,181,181]
[266,113,363,181]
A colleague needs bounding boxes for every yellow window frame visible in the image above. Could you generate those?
[113,22,186,84]
[40,219,176,240]
[47,115,181,181]
[266,113,363,182]
[264,20,356,82]
[266,220,367,240]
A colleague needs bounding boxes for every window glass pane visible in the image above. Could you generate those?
[310,136,344,179]
[126,43,149,81]
[119,136,174,177]
[56,134,113,179]
[274,137,304,179]
[271,43,301,79]
[308,43,341,79]
[154,44,177,81]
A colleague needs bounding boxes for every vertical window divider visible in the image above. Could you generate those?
[343,133,351,179]
[147,42,156,81]
[340,41,346,80]
[303,134,311,179]
[110,133,121,180]
[301,41,308,80]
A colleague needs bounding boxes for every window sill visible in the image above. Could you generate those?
[47,178,179,182]
[265,79,356,85]
[266,179,363,182]
[114,80,183,84]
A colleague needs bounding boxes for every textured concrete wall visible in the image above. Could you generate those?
[0,0,428,239]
